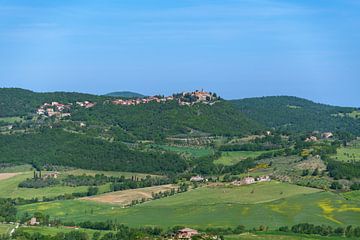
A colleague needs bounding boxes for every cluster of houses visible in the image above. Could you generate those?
[111,90,219,107]
[112,96,174,106]
[36,102,72,117]
[36,100,95,118]
[232,175,271,186]
[305,132,334,142]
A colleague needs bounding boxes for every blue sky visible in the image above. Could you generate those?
[0,0,359,106]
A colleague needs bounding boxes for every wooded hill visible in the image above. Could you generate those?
[231,96,360,135]
[0,88,106,118]
[0,129,187,174]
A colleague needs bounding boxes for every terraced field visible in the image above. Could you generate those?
[18,182,360,229]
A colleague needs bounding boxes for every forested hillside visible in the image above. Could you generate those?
[0,129,187,174]
[0,88,105,117]
[71,101,263,140]
[231,96,360,135]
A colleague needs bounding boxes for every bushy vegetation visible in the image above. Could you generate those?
[0,199,16,222]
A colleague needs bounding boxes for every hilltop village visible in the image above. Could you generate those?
[35,90,219,117]
[111,90,219,106]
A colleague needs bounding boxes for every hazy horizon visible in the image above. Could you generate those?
[1,0,359,107]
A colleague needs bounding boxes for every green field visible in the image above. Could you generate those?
[19,226,112,237]
[214,151,270,165]
[0,224,12,235]
[342,190,360,202]
[0,169,156,199]
[153,144,214,158]
[332,146,360,162]
[17,182,360,229]
[0,172,104,199]
[0,116,23,123]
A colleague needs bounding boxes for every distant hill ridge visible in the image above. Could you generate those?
[104,91,145,98]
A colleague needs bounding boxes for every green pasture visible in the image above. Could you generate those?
[332,146,360,162]
[0,167,161,199]
[0,116,23,123]
[153,144,214,158]
[342,190,360,202]
[214,151,270,165]
[19,226,112,237]
[0,224,12,235]
[17,182,360,229]
[0,172,109,199]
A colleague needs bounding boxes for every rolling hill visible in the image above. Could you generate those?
[231,96,360,135]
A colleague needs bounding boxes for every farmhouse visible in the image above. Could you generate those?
[177,228,199,239]
[190,175,205,182]
[29,217,40,226]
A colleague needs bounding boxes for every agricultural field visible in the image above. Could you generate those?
[19,226,112,237]
[332,144,360,162]
[0,116,23,123]
[0,224,12,235]
[0,172,99,199]
[0,168,156,199]
[342,190,360,202]
[214,151,270,166]
[18,181,360,229]
[82,184,178,206]
[153,144,214,158]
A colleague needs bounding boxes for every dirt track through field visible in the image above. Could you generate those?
[0,173,20,181]
[82,184,178,205]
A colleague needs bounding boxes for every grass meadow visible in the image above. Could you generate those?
[17,182,360,229]
[19,226,112,237]
[0,224,12,235]
[0,168,157,199]
[153,144,214,158]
